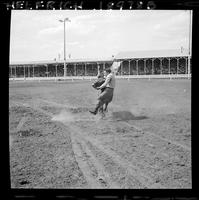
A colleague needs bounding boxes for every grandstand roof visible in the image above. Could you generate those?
[10,57,113,66]
[114,49,190,60]
[10,49,190,66]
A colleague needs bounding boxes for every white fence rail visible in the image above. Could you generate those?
[9,74,191,82]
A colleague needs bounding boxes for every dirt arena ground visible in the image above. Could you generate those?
[9,78,191,189]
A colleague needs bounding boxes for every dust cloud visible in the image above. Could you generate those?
[51,110,75,122]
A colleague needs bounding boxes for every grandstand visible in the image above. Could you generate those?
[114,49,191,79]
[9,49,191,81]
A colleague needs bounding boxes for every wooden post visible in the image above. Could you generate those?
[129,60,131,75]
[85,63,86,76]
[55,64,57,77]
[46,65,48,77]
[24,65,25,78]
[152,59,154,75]
[121,61,123,75]
[28,66,30,77]
[74,63,76,76]
[168,58,171,79]
[160,59,162,75]
[177,58,180,74]
[136,60,139,75]
[144,59,146,75]
[33,65,34,77]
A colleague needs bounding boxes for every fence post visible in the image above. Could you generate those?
[160,58,162,75]
[24,65,25,80]
[168,58,171,80]
[136,60,138,76]
[152,59,154,75]
[177,58,179,75]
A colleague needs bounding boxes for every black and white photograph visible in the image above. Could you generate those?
[9,10,192,189]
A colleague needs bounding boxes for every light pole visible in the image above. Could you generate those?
[59,18,71,77]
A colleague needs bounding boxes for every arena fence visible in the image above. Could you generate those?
[9,74,191,82]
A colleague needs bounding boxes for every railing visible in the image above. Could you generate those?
[9,74,191,82]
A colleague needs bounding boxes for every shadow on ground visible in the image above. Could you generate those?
[111,111,148,121]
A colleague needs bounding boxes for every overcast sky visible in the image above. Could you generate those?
[10,10,191,62]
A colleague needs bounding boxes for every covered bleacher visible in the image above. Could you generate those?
[9,49,191,81]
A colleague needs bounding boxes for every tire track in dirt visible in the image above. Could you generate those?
[11,101,116,188]
[90,120,191,164]
[9,105,31,148]
[14,98,191,157]
[16,116,28,132]
[73,137,120,188]
[108,104,191,152]
[65,123,164,189]
[70,134,103,188]
[10,101,152,188]
[30,101,164,188]
[95,117,191,153]
[11,100,189,188]
[11,101,53,117]
[67,122,123,188]
[121,121,191,152]
[77,119,191,184]
[62,117,190,188]
[38,101,189,157]
[33,99,191,152]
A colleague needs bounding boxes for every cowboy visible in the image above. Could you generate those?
[89,68,115,115]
